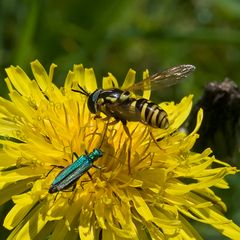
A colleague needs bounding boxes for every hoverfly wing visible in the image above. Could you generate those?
[126,64,196,92]
[106,101,141,122]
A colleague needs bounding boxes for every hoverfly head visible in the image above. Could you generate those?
[88,89,102,114]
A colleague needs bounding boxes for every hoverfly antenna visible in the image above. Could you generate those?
[71,84,90,96]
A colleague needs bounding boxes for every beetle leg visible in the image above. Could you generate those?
[73,152,79,159]
[92,164,101,170]
[46,165,64,178]
[80,172,93,189]
[87,171,92,180]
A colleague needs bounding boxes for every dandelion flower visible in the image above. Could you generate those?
[0,60,240,240]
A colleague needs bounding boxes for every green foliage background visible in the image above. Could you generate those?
[0,0,240,239]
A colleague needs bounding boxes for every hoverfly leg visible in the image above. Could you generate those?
[108,119,119,125]
[101,116,111,121]
[94,114,102,120]
[122,124,131,140]
[149,128,163,151]
[127,146,132,175]
[121,120,132,175]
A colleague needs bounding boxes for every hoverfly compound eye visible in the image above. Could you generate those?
[87,90,101,113]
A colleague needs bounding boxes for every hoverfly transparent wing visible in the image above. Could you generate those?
[106,101,141,122]
[126,64,196,92]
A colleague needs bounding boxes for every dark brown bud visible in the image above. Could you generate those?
[187,79,240,166]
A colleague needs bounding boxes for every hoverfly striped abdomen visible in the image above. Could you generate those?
[132,98,169,129]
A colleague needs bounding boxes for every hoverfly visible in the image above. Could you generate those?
[72,64,195,134]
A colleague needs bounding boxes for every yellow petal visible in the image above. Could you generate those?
[79,210,95,240]
[0,179,31,205]
[127,188,153,221]
[85,68,97,92]
[5,65,31,96]
[102,73,119,89]
[31,60,52,91]
[142,69,151,100]
[0,167,42,183]
[121,69,136,89]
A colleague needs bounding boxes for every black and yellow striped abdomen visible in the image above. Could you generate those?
[130,98,169,129]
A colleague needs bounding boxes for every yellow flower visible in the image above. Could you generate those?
[0,60,240,240]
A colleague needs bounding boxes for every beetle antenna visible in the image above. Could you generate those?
[72,84,90,96]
